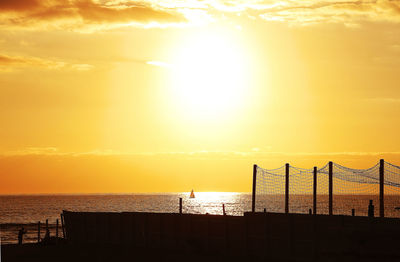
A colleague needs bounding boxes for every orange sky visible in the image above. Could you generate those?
[1,0,400,194]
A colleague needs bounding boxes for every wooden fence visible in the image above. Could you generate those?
[63,211,400,260]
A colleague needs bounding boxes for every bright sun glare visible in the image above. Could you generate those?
[171,33,249,119]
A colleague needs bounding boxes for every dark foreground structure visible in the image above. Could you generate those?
[57,211,400,261]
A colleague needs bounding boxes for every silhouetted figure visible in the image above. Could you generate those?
[368,200,374,217]
[18,227,27,245]
[42,228,51,244]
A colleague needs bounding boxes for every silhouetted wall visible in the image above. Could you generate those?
[63,211,400,260]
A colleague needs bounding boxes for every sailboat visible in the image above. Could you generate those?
[190,189,195,198]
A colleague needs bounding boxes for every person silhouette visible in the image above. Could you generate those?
[368,199,374,218]
[18,227,27,245]
[42,228,51,244]
[45,228,50,239]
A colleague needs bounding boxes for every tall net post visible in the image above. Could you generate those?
[383,161,400,217]
[380,159,384,218]
[252,164,257,213]
[329,161,333,215]
[285,163,289,214]
[313,166,317,215]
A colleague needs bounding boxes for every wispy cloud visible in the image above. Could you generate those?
[0,54,93,72]
[0,0,187,32]
[4,147,61,156]
[255,0,400,26]
[1,0,399,31]
[146,60,171,68]
[3,148,400,158]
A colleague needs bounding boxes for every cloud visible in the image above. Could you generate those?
[146,61,171,68]
[0,54,93,72]
[0,0,187,32]
[0,0,41,11]
[3,147,61,156]
[1,0,399,31]
[256,0,400,26]
[3,148,400,158]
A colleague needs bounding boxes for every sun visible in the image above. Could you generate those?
[170,32,249,120]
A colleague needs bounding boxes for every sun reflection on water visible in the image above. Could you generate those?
[181,192,248,215]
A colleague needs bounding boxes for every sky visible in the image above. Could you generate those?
[1,0,400,194]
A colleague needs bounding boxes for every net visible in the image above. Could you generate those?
[331,162,379,216]
[254,160,400,217]
[255,165,285,213]
[288,166,313,214]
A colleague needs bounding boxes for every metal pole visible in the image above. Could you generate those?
[56,219,59,238]
[313,166,317,215]
[252,164,257,213]
[38,221,41,243]
[56,219,59,244]
[329,161,333,216]
[179,197,183,214]
[285,163,289,214]
[60,213,66,239]
[380,159,384,218]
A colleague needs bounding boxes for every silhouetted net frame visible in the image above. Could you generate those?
[254,161,400,217]
[384,161,400,217]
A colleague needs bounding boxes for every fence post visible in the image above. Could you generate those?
[60,213,66,239]
[179,198,183,214]
[252,164,257,213]
[329,161,333,216]
[56,219,59,244]
[285,163,289,214]
[56,219,59,237]
[313,166,317,215]
[38,221,41,243]
[379,159,384,218]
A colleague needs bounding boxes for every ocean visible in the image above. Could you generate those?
[1,193,400,244]
[0,193,250,244]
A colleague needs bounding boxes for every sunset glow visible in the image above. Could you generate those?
[1,0,400,194]
[170,32,249,119]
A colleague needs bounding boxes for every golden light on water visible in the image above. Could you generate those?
[193,191,239,200]
[182,192,244,215]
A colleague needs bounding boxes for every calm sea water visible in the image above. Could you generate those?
[0,193,251,244]
[1,193,400,244]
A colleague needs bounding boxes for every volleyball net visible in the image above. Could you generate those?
[253,160,400,217]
